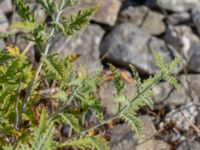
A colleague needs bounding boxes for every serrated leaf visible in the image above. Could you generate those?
[120,111,142,137]
[56,5,97,35]
[60,113,80,132]
[140,95,154,109]
[109,64,125,96]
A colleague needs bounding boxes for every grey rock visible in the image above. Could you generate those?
[177,140,200,150]
[110,115,158,150]
[191,7,200,35]
[179,74,200,99]
[157,0,200,12]
[91,0,121,26]
[0,9,8,32]
[51,24,105,72]
[188,43,200,72]
[168,12,192,25]
[120,6,165,35]
[163,25,199,61]
[110,124,136,150]
[153,82,173,104]
[100,23,180,74]
[153,74,200,106]
[0,0,12,13]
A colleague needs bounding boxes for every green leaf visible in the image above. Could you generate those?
[120,111,142,137]
[56,5,97,35]
[109,64,124,96]
[164,75,179,90]
[64,0,80,7]
[61,135,109,150]
[53,90,69,102]
[151,49,165,69]
[41,53,67,80]
[60,113,80,132]
[38,0,55,14]
[11,21,37,33]
[15,0,35,21]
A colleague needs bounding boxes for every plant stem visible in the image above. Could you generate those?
[62,72,165,144]
[21,0,65,114]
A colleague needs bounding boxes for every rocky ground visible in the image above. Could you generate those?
[1,0,200,149]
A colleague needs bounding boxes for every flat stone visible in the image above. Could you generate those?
[100,23,181,74]
[120,6,165,35]
[90,0,121,26]
[51,24,105,72]
[157,0,200,12]
[168,12,192,25]
[0,9,9,32]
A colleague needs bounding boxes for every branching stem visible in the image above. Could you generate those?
[20,0,65,121]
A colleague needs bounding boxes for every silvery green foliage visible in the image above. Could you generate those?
[0,0,179,149]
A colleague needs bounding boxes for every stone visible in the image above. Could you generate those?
[136,139,169,150]
[191,7,200,35]
[177,140,200,150]
[119,6,165,35]
[0,9,9,32]
[168,12,191,25]
[0,0,12,14]
[153,74,200,106]
[100,23,180,74]
[110,115,165,150]
[157,0,200,12]
[163,25,199,61]
[51,24,105,72]
[90,0,121,26]
[153,82,173,104]
[110,124,136,150]
[188,43,200,72]
[179,74,200,99]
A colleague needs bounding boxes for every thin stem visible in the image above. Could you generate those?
[14,79,22,130]
[22,0,65,114]
[49,85,81,119]
[62,72,165,144]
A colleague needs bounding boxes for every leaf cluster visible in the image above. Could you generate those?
[0,0,180,149]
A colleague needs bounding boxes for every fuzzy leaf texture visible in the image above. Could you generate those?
[59,113,80,132]
[41,53,68,80]
[61,135,109,150]
[56,5,97,35]
[38,0,55,14]
[120,111,142,137]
